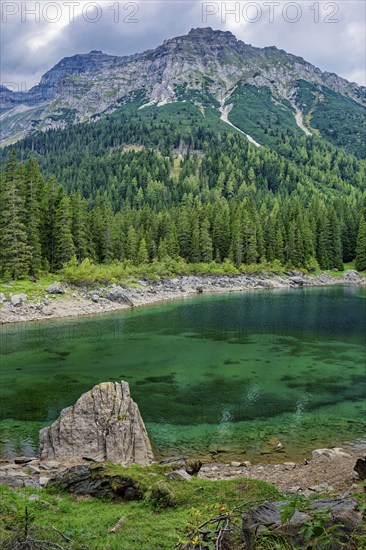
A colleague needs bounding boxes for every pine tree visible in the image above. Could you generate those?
[167,223,180,259]
[229,217,243,266]
[0,152,31,279]
[137,237,149,264]
[200,219,213,263]
[355,216,366,271]
[71,192,89,264]
[126,225,137,262]
[54,195,75,268]
[41,177,62,271]
[189,222,201,263]
[24,157,42,276]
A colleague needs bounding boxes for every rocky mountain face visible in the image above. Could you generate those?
[1,27,365,147]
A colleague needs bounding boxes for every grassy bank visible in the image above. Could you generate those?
[0,260,363,296]
[0,464,282,549]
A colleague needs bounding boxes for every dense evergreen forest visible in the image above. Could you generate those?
[1,112,366,280]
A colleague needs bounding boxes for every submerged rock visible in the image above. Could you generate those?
[39,381,154,466]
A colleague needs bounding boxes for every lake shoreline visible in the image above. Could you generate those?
[0,445,364,496]
[0,269,365,325]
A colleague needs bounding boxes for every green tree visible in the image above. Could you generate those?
[24,157,42,276]
[355,216,366,271]
[54,195,75,268]
[0,152,31,279]
[71,192,89,264]
[137,237,149,264]
[200,218,213,263]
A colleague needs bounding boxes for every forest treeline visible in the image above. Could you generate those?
[1,115,366,280]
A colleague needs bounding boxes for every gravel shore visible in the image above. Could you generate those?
[0,270,364,325]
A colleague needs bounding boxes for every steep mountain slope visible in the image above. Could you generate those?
[1,27,365,156]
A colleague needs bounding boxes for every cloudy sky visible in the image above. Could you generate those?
[1,0,365,90]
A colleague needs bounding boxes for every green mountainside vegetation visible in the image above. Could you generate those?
[1,110,365,280]
[295,80,366,158]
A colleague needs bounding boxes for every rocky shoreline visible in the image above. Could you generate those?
[0,446,364,497]
[1,381,365,496]
[0,269,364,324]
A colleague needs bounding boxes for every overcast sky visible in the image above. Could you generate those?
[1,1,365,91]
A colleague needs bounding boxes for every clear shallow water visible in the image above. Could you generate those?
[0,286,365,462]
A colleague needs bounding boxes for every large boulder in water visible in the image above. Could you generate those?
[39,381,154,466]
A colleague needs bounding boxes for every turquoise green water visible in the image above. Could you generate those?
[0,286,365,462]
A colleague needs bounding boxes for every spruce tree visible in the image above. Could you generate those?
[24,157,42,276]
[355,216,366,271]
[200,219,213,263]
[167,223,180,259]
[0,152,31,279]
[71,192,89,264]
[137,237,149,264]
[54,195,76,268]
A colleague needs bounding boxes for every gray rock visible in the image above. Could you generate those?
[242,498,363,548]
[165,469,192,481]
[160,456,187,466]
[48,465,140,500]
[283,462,296,470]
[307,498,362,532]
[105,286,134,306]
[185,459,202,475]
[309,483,335,493]
[40,460,61,470]
[354,457,366,480]
[109,516,126,533]
[242,501,310,548]
[82,454,105,463]
[342,270,362,283]
[24,465,41,475]
[0,475,25,489]
[46,282,65,294]
[290,276,304,286]
[312,447,351,461]
[10,294,27,306]
[0,463,20,470]
[39,476,50,487]
[39,381,154,466]
[0,293,6,303]
[14,456,37,464]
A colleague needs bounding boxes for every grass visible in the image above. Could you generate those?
[295,79,366,159]
[0,464,283,549]
[228,84,302,147]
[0,260,363,302]
[0,275,62,302]
[314,261,365,279]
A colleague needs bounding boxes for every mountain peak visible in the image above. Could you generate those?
[188,27,237,40]
[1,27,365,154]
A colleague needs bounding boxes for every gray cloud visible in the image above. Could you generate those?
[1,1,365,90]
